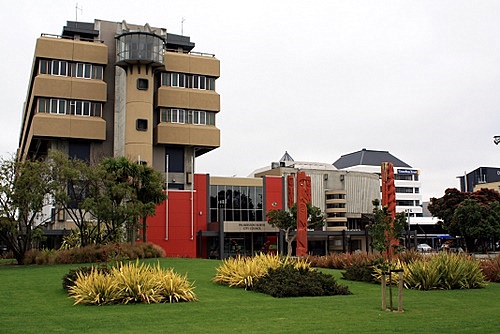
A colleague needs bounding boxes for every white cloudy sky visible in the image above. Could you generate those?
[1,0,499,202]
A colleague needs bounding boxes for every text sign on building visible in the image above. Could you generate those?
[397,169,418,175]
[224,222,278,233]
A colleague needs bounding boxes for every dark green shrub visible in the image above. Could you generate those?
[341,263,375,283]
[62,265,110,292]
[252,264,351,298]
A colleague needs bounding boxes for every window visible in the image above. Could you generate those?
[207,77,215,90]
[159,108,215,126]
[39,60,103,80]
[166,146,184,173]
[193,110,206,125]
[71,101,90,116]
[160,108,168,122]
[39,59,52,74]
[92,65,103,80]
[207,112,215,125]
[163,72,185,88]
[90,102,102,117]
[395,187,413,193]
[52,60,68,76]
[191,75,199,89]
[414,188,420,194]
[38,98,102,117]
[136,119,148,131]
[50,99,67,114]
[161,72,216,91]
[38,98,51,113]
[209,184,264,222]
[137,78,149,90]
[326,193,346,200]
[166,109,186,123]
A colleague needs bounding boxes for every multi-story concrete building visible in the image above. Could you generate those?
[253,152,380,254]
[18,19,220,192]
[333,149,423,218]
[458,167,500,192]
[17,19,221,248]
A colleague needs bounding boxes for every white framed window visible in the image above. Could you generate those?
[207,112,215,125]
[38,98,51,112]
[49,99,67,114]
[164,73,186,88]
[52,60,68,76]
[92,65,103,80]
[207,77,215,91]
[39,60,52,74]
[192,75,199,89]
[169,108,186,123]
[193,110,206,125]
[43,98,102,117]
[90,102,102,116]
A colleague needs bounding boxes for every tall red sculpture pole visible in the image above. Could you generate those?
[287,175,295,209]
[296,171,311,257]
[381,162,398,256]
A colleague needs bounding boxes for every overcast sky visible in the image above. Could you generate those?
[1,0,499,202]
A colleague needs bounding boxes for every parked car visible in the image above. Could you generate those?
[417,243,432,252]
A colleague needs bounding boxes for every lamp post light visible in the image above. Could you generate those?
[494,135,500,145]
[405,209,412,249]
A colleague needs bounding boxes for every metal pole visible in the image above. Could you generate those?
[218,200,224,260]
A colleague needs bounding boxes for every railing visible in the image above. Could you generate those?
[40,33,103,43]
[165,48,215,57]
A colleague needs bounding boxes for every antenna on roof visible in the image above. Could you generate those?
[181,17,186,35]
[75,2,83,22]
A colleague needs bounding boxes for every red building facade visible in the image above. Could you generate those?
[146,174,284,258]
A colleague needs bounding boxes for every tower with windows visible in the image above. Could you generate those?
[18,19,221,191]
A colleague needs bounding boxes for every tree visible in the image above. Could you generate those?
[367,199,407,256]
[429,188,500,252]
[48,151,101,247]
[0,156,52,264]
[134,164,166,242]
[453,199,500,252]
[266,203,325,256]
[88,157,165,244]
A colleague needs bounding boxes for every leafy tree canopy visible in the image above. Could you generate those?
[266,203,325,256]
[367,199,407,256]
[429,188,500,252]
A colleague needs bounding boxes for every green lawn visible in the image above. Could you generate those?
[1,258,499,333]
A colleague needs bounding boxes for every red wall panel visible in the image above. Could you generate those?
[146,174,209,258]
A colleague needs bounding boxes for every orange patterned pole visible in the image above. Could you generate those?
[381,162,398,256]
[296,171,309,257]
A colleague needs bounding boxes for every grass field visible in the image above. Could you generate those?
[1,258,499,333]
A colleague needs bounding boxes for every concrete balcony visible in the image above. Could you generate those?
[31,113,106,141]
[154,122,220,148]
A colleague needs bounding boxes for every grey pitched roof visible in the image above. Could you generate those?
[333,149,412,169]
[279,151,294,162]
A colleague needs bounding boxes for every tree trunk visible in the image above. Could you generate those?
[142,216,147,242]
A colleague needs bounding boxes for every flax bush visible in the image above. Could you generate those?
[213,253,311,289]
[68,261,196,305]
[359,253,486,290]
[402,253,486,290]
[69,267,119,305]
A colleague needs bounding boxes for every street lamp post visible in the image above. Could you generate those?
[406,209,412,249]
